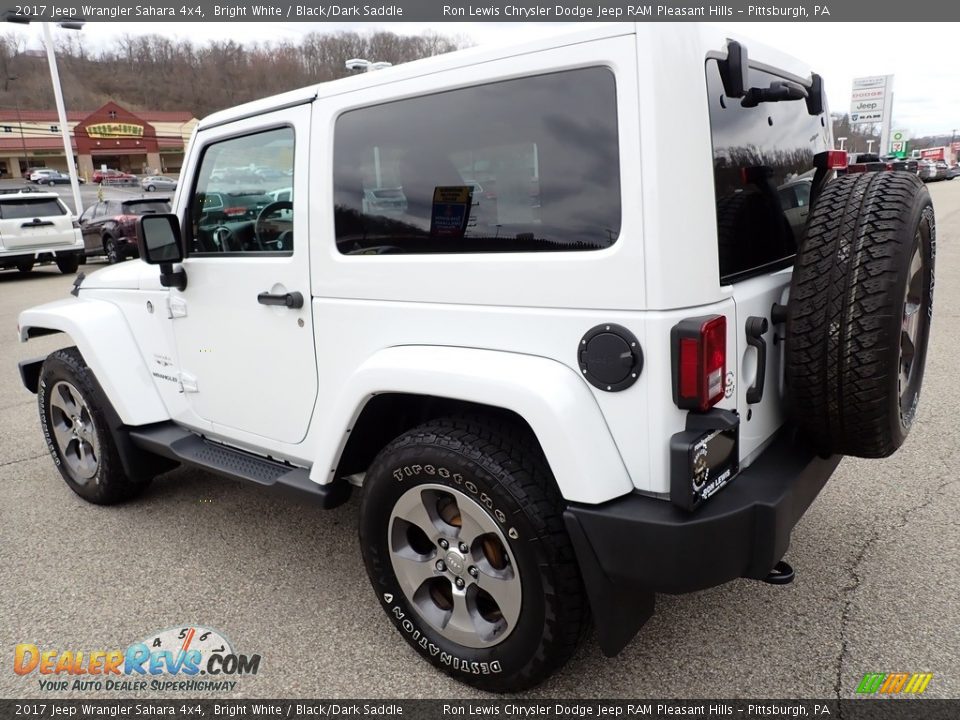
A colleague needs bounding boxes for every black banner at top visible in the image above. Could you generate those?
[1,0,958,22]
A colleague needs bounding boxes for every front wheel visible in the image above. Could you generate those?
[147,185,155,192]
[359,416,587,692]
[38,348,150,504]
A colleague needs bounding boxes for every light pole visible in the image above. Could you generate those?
[4,14,84,213]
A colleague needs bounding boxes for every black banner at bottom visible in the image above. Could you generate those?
[0,699,957,720]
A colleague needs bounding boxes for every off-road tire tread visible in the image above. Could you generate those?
[361,414,588,692]
[785,171,934,457]
[39,347,149,504]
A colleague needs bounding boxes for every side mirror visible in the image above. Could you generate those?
[805,72,825,116]
[136,213,187,291]
[719,39,749,99]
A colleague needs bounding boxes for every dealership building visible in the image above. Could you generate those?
[0,101,197,179]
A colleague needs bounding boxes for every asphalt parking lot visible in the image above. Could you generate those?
[0,180,958,701]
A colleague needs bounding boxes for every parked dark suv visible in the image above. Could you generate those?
[78,197,171,263]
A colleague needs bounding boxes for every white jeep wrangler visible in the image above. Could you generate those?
[17,24,935,692]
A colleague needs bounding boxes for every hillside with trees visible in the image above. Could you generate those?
[0,30,463,117]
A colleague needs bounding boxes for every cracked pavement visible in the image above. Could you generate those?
[1,181,958,700]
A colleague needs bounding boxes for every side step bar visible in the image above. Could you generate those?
[129,422,351,509]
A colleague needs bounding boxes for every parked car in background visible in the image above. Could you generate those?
[917,159,939,182]
[141,176,178,192]
[29,169,59,183]
[934,161,950,180]
[23,166,49,179]
[947,165,960,180]
[92,168,136,184]
[0,189,83,274]
[77,197,171,263]
[31,171,85,186]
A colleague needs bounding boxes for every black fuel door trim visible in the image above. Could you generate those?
[578,324,643,392]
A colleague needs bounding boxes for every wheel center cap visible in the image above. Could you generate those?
[444,551,465,576]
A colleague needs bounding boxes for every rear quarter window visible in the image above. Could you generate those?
[706,59,829,284]
[0,197,66,220]
[333,67,621,255]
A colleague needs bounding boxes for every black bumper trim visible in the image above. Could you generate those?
[564,429,840,655]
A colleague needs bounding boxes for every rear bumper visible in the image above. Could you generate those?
[564,429,841,654]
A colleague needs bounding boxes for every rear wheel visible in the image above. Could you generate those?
[55,253,80,274]
[785,171,935,457]
[359,416,587,692]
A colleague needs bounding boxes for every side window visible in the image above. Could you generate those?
[92,202,107,219]
[79,206,95,223]
[188,127,294,255]
[333,67,621,255]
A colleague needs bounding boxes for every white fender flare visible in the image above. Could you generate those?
[18,298,169,426]
[312,346,634,505]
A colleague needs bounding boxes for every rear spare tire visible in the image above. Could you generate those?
[785,171,935,458]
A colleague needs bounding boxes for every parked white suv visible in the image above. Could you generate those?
[16,24,935,691]
[0,190,83,274]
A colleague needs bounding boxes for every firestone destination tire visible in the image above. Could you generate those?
[358,416,587,692]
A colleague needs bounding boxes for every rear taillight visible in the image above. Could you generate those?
[672,315,727,412]
[826,150,848,169]
[814,150,848,171]
[224,207,247,217]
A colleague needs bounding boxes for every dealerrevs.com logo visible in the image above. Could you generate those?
[14,625,261,693]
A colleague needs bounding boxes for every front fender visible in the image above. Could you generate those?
[18,298,169,426]
[312,346,634,505]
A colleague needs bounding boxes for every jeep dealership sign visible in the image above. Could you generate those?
[849,75,892,124]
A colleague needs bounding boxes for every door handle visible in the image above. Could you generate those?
[746,316,769,405]
[257,291,303,309]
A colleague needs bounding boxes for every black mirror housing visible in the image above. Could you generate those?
[805,73,825,115]
[136,213,184,265]
[719,39,749,99]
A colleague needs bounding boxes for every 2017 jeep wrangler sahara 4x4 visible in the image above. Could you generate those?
[17,24,935,692]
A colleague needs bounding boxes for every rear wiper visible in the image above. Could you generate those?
[741,80,808,108]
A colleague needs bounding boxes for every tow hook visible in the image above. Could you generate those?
[762,560,795,585]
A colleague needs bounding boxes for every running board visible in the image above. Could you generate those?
[128,423,351,509]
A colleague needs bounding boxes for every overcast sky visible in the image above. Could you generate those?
[10,21,958,137]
